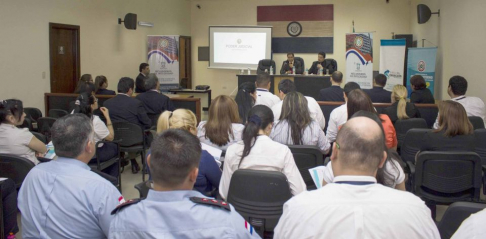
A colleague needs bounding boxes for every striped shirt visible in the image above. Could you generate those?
[270,120,330,154]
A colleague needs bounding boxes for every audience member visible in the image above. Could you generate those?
[433,75,486,128]
[235,82,257,124]
[317,71,345,102]
[270,92,330,154]
[135,63,150,93]
[274,116,440,239]
[73,93,118,177]
[272,79,326,129]
[364,73,391,103]
[197,95,244,151]
[309,51,336,75]
[136,77,174,126]
[347,89,397,149]
[219,105,306,200]
[157,109,221,196]
[18,114,122,238]
[451,208,486,239]
[326,82,361,143]
[421,100,475,152]
[254,73,280,108]
[384,85,421,124]
[0,99,46,164]
[280,52,302,75]
[94,75,116,95]
[104,77,151,173]
[74,74,93,94]
[410,75,435,103]
[109,129,260,238]
[1,178,18,237]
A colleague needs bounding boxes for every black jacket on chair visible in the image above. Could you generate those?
[103,94,151,129]
[135,73,148,93]
[136,90,175,117]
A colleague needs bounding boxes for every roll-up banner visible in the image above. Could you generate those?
[379,39,406,91]
[345,33,373,89]
[147,35,180,90]
[406,47,438,97]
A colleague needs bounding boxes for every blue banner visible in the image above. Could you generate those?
[406,47,437,97]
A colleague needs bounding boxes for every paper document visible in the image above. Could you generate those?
[45,141,56,159]
[308,166,327,189]
[201,143,223,167]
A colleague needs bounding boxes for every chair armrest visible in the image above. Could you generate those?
[406,161,416,175]
[37,157,52,163]
[91,168,117,185]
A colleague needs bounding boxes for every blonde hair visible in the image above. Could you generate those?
[157,109,197,133]
[392,85,409,120]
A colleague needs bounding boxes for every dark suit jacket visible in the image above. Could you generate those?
[410,88,435,104]
[384,102,421,124]
[136,91,175,125]
[364,87,391,103]
[280,60,303,74]
[318,85,344,102]
[309,61,337,75]
[135,73,148,93]
[96,88,116,95]
[103,94,151,129]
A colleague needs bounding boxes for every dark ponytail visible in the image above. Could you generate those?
[0,99,24,124]
[239,105,274,168]
[73,93,95,119]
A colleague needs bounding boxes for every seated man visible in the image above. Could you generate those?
[318,71,345,102]
[136,77,175,126]
[272,79,326,129]
[326,81,361,143]
[410,75,435,103]
[136,63,150,93]
[309,51,337,75]
[18,114,123,238]
[364,74,391,103]
[109,129,260,238]
[254,73,280,108]
[433,75,486,128]
[274,116,440,238]
[280,52,302,75]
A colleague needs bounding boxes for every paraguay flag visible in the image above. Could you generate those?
[257,5,334,53]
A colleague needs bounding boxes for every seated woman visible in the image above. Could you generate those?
[235,82,257,124]
[384,85,421,124]
[0,99,47,164]
[420,100,475,152]
[197,95,244,151]
[410,75,435,104]
[219,105,306,200]
[94,75,116,95]
[347,89,398,150]
[156,109,222,196]
[73,93,119,177]
[270,92,330,154]
[74,74,93,94]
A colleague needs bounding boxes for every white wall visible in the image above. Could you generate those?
[0,0,191,113]
[191,0,412,97]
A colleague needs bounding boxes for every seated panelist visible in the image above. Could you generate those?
[309,51,337,75]
[280,52,302,75]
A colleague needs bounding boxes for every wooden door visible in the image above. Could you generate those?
[179,36,192,89]
[49,23,80,93]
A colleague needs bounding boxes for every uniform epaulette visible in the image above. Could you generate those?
[111,198,143,215]
[190,197,231,211]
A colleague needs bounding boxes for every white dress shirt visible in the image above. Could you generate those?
[274,175,440,239]
[219,135,306,200]
[271,96,326,129]
[270,120,330,154]
[452,208,486,239]
[433,95,486,129]
[197,121,245,151]
[326,103,347,143]
[255,88,280,108]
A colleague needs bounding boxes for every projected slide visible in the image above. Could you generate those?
[213,32,266,64]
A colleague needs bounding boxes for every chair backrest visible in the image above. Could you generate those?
[395,118,428,148]
[257,59,276,74]
[474,129,486,165]
[113,122,144,147]
[468,116,485,130]
[31,131,47,144]
[36,117,57,137]
[147,113,161,128]
[48,109,69,119]
[134,180,152,198]
[18,117,34,131]
[414,151,482,204]
[324,58,338,73]
[227,169,291,236]
[24,107,42,121]
[287,145,323,190]
[437,202,486,239]
[294,57,305,70]
[0,154,35,189]
[400,128,430,163]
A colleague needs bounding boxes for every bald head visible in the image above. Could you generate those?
[333,117,386,175]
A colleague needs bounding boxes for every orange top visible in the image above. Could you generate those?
[379,114,398,149]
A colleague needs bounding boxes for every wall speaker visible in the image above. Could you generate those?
[417,4,440,24]
[118,13,137,30]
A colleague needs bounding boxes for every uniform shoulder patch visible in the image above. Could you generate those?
[111,198,143,215]
[190,197,231,211]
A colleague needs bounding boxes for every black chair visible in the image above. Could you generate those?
[437,202,486,239]
[227,169,292,238]
[400,129,430,164]
[24,107,42,122]
[0,154,35,190]
[18,117,34,131]
[294,57,304,73]
[147,113,161,128]
[395,118,428,150]
[36,117,57,141]
[474,129,486,165]
[257,59,276,75]
[113,122,147,181]
[468,116,485,130]
[31,131,47,144]
[134,180,152,198]
[88,141,122,192]
[287,145,323,190]
[48,109,69,119]
[323,58,338,74]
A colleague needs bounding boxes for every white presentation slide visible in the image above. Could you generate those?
[213,32,267,64]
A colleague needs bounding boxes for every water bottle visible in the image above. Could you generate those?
[264,69,268,73]
[319,68,323,76]
[269,66,273,75]
[292,66,296,75]
[247,68,251,75]
[326,69,330,75]
[240,69,244,75]
[305,68,309,75]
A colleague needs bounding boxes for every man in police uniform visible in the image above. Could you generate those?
[109,129,260,238]
[18,114,123,238]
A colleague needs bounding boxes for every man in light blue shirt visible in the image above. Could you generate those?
[18,114,122,238]
[109,129,260,238]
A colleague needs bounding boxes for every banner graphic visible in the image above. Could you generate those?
[345,33,373,89]
[147,35,180,90]
[379,39,406,91]
[406,47,438,97]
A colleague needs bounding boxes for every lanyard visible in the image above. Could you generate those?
[335,181,375,186]
[256,89,269,92]
[454,96,466,101]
